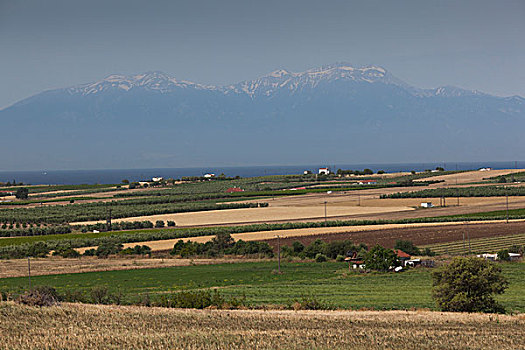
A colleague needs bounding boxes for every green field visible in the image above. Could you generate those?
[1,261,524,311]
[424,233,525,255]
[445,208,525,218]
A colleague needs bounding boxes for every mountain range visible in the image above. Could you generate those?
[1,63,524,170]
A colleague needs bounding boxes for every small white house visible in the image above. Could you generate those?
[203,173,215,178]
[509,253,522,261]
[152,177,164,182]
[479,167,492,171]
[477,253,498,261]
[319,168,330,175]
[421,202,434,208]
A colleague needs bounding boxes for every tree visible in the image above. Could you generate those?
[15,187,29,199]
[394,240,421,255]
[497,249,510,262]
[432,257,508,313]
[121,179,129,184]
[364,245,398,272]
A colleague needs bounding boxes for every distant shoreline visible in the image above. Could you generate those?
[0,161,522,185]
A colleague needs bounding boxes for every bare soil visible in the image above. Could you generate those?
[262,221,525,250]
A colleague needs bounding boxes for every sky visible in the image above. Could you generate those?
[1,0,524,109]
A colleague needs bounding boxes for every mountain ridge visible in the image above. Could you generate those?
[6,63,522,111]
[1,63,524,170]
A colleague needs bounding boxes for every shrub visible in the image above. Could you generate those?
[90,286,110,304]
[27,242,51,258]
[95,242,123,258]
[167,220,176,227]
[156,290,235,309]
[292,241,304,253]
[432,257,508,313]
[497,249,511,262]
[16,286,59,307]
[292,296,326,310]
[15,187,29,200]
[155,220,165,228]
[120,245,152,256]
[335,254,345,262]
[83,248,97,256]
[315,253,328,262]
[304,239,326,258]
[53,247,81,258]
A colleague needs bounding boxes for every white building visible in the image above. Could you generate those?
[203,173,215,178]
[318,168,330,175]
[152,177,164,182]
[421,202,434,208]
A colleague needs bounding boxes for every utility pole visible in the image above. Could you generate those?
[107,208,112,231]
[357,194,361,206]
[466,221,471,254]
[324,201,327,223]
[506,188,509,224]
[456,164,459,206]
[462,231,466,255]
[276,235,281,274]
[27,257,31,289]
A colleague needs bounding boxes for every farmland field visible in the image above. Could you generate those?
[1,302,523,350]
[1,261,524,312]
[423,232,525,255]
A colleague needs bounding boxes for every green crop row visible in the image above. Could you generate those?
[382,186,525,198]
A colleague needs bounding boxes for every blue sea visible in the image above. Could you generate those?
[0,161,522,185]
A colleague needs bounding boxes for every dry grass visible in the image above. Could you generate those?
[0,302,523,349]
[416,168,523,185]
[0,257,266,278]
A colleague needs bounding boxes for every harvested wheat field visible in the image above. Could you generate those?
[0,302,523,350]
[72,204,414,226]
[416,168,523,186]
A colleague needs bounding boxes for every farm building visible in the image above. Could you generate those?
[203,173,215,178]
[394,250,411,266]
[420,202,434,208]
[318,168,330,175]
[152,177,164,182]
[358,179,377,185]
[226,187,244,193]
[345,251,365,269]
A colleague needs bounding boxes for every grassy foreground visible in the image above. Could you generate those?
[0,302,523,350]
[2,261,525,312]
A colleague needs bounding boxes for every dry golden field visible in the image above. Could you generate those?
[0,302,523,350]
[415,168,523,186]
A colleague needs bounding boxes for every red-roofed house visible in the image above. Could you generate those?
[226,187,244,193]
[394,250,411,266]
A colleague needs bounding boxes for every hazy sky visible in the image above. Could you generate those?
[1,0,524,109]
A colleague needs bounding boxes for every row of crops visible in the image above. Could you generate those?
[0,201,268,224]
[423,233,525,255]
[382,186,525,198]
